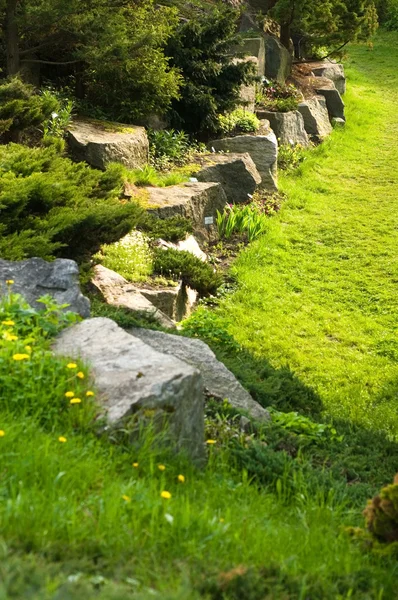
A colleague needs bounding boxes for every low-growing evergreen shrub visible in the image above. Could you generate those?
[363,474,398,544]
[153,248,222,295]
[0,144,143,261]
[140,214,193,242]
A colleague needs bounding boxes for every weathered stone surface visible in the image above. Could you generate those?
[298,96,333,141]
[264,34,292,83]
[332,117,346,127]
[314,83,345,121]
[256,110,309,146]
[147,182,227,243]
[53,318,204,461]
[91,264,176,328]
[311,61,346,95]
[158,235,207,262]
[129,328,270,422]
[233,56,258,112]
[240,37,266,76]
[0,257,90,317]
[209,127,278,191]
[196,153,262,204]
[67,119,149,170]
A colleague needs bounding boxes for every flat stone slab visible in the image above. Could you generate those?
[196,153,261,204]
[129,328,270,422]
[67,119,149,170]
[53,318,205,461]
[147,182,227,243]
[0,257,90,317]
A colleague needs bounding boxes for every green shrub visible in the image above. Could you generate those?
[42,90,74,139]
[277,143,307,170]
[128,164,188,187]
[363,474,398,543]
[0,144,143,262]
[140,214,193,242]
[148,129,193,169]
[217,109,260,136]
[0,77,58,139]
[94,231,153,282]
[153,248,222,295]
[256,80,301,113]
[216,204,269,242]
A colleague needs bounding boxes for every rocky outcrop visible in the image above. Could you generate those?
[240,37,266,76]
[91,264,177,327]
[196,153,262,204]
[147,182,227,243]
[264,34,292,83]
[130,328,270,422]
[256,110,309,147]
[209,125,278,191]
[314,82,345,121]
[297,96,332,141]
[311,61,346,95]
[53,318,205,462]
[67,119,149,170]
[0,258,90,317]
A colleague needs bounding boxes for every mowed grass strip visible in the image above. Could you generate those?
[217,32,398,437]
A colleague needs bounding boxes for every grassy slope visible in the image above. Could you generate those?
[2,34,398,599]
[218,32,398,438]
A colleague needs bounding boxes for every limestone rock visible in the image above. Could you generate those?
[209,127,278,191]
[91,264,176,328]
[298,96,332,141]
[129,328,270,422]
[67,119,149,170]
[311,61,346,95]
[53,318,204,462]
[264,34,292,83]
[196,153,262,204]
[146,182,227,243]
[0,257,90,317]
[314,83,345,121]
[256,110,309,147]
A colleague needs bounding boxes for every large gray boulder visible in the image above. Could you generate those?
[53,318,204,462]
[91,264,177,327]
[0,257,90,317]
[147,182,227,243]
[314,82,345,121]
[67,119,149,170]
[196,153,262,204]
[298,96,332,141]
[209,126,278,191]
[311,61,346,95]
[130,328,270,422]
[264,34,292,83]
[240,37,266,76]
[256,110,309,147]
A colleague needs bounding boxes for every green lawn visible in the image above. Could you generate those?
[2,33,398,600]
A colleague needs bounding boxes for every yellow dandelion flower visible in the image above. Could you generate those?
[0,430,5,437]
[86,390,94,397]
[219,518,225,523]
[70,398,82,405]
[12,353,29,361]
[76,371,85,379]
[4,332,18,341]
[58,436,67,443]
[206,439,217,445]
[2,320,15,326]
[132,462,139,468]
[178,474,185,483]
[161,491,171,499]
[66,363,77,369]
[6,280,14,285]
[122,494,131,502]
[65,391,74,398]
[25,345,32,352]
[158,464,166,471]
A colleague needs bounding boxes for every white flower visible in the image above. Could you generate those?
[51,112,59,119]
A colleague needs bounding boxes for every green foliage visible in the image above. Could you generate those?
[363,474,398,543]
[375,0,398,29]
[0,144,143,261]
[0,77,58,137]
[217,109,260,136]
[278,142,307,170]
[166,3,256,135]
[42,90,74,138]
[140,214,193,242]
[129,164,188,187]
[251,190,284,215]
[89,296,162,329]
[153,248,223,295]
[256,80,301,112]
[216,204,269,242]
[94,231,153,282]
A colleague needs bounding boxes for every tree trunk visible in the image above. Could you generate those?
[280,22,291,51]
[6,0,20,76]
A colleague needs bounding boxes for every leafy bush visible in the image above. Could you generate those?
[363,474,398,543]
[153,248,222,295]
[42,90,74,139]
[217,109,260,136]
[251,190,284,216]
[94,231,153,282]
[0,144,143,261]
[216,204,269,242]
[0,77,58,139]
[278,142,307,170]
[140,214,193,242]
[256,80,301,113]
[375,0,398,28]
[148,129,193,169]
